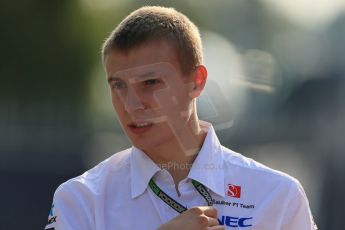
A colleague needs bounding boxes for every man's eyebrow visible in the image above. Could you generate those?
[107,70,160,83]
[129,71,160,83]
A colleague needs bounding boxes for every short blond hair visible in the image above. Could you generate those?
[102,6,203,74]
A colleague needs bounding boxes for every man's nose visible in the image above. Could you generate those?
[124,87,145,112]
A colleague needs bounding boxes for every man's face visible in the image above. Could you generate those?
[104,40,197,152]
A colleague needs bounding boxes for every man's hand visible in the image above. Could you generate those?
[157,206,224,230]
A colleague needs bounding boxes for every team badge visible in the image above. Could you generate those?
[227,184,241,198]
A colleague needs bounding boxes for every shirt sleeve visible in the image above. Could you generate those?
[281,180,318,230]
[44,182,94,230]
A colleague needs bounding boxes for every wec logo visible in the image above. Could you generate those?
[218,216,252,228]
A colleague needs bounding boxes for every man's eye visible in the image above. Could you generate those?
[111,81,127,89]
[144,79,161,86]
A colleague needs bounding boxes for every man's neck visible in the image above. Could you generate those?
[144,124,207,186]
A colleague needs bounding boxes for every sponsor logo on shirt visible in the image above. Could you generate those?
[49,204,54,216]
[46,203,57,226]
[47,216,57,224]
[212,199,255,209]
[227,184,241,198]
[218,215,253,227]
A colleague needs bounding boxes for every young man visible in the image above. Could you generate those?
[45,6,317,230]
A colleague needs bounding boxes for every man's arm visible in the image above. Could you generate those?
[281,181,318,230]
[45,183,93,230]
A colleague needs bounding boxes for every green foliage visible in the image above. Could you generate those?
[0,0,94,105]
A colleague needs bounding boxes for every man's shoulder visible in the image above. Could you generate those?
[221,146,301,188]
[55,148,132,195]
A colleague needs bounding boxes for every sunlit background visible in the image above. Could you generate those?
[1,0,344,229]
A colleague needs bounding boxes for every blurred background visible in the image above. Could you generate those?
[0,0,344,229]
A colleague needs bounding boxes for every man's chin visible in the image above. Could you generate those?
[131,139,154,151]
[131,138,167,153]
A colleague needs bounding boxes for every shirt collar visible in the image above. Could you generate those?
[130,147,161,199]
[188,121,225,197]
[130,121,225,199]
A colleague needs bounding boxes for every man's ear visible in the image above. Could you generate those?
[190,65,208,98]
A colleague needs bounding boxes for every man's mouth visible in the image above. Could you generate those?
[129,122,153,128]
[128,122,154,134]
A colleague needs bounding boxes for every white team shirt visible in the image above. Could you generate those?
[45,122,317,230]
